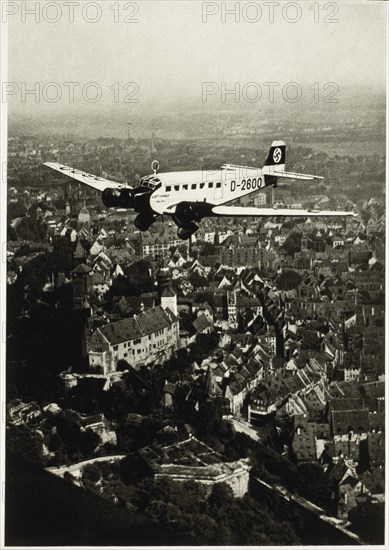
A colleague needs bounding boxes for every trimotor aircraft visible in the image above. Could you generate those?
[44,140,355,239]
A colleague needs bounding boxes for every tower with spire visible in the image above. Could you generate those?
[301,231,308,252]
[78,192,91,227]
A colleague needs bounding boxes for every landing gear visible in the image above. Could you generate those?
[177,222,199,240]
[134,214,156,231]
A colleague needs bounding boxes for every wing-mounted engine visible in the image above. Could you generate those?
[171,201,215,240]
[102,187,134,208]
[174,201,214,225]
[102,185,153,211]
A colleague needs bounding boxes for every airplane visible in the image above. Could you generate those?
[44,140,355,240]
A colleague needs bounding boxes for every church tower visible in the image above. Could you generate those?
[161,287,177,317]
[301,231,308,252]
[71,263,93,309]
[227,290,238,327]
[157,268,172,299]
[78,193,91,227]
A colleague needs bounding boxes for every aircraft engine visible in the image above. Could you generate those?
[174,201,212,224]
[101,187,134,208]
[134,214,155,231]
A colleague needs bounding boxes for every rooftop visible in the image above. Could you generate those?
[98,305,177,345]
[72,263,92,274]
[331,409,370,436]
[139,437,250,479]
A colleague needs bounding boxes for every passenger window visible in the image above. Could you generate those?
[174,185,180,191]
[216,182,222,188]
[166,186,171,192]
[200,183,205,189]
[183,184,188,190]
[208,182,214,188]
[191,184,197,190]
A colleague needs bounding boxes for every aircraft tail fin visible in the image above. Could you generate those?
[263,140,286,172]
[262,140,322,183]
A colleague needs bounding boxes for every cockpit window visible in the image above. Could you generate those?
[139,176,162,190]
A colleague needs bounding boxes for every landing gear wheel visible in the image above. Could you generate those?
[177,222,199,240]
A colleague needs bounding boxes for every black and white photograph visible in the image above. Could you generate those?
[0,0,387,547]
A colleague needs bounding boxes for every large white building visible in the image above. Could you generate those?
[140,225,186,259]
[139,437,251,498]
[88,304,179,378]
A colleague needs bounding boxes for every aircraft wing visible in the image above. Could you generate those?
[211,206,356,218]
[44,162,127,192]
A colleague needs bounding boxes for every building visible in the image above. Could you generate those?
[220,246,260,267]
[139,437,251,497]
[331,409,370,455]
[227,290,238,328]
[160,287,178,317]
[253,192,267,206]
[141,225,185,258]
[71,263,93,308]
[78,196,91,226]
[88,304,179,377]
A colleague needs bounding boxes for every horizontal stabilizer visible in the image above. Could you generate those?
[221,163,259,171]
[262,167,323,181]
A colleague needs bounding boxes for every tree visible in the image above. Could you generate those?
[7,224,19,241]
[116,359,130,372]
[193,333,220,355]
[16,216,48,242]
[189,271,208,289]
[8,201,27,220]
[272,355,285,370]
[301,330,321,351]
[82,463,101,485]
[275,269,302,291]
[282,233,301,255]
[197,398,223,437]
[119,453,151,485]
[7,424,45,465]
[348,502,385,544]
[200,242,217,256]
[80,429,100,456]
[208,482,234,512]
[296,462,333,508]
[50,236,74,274]
[101,383,136,422]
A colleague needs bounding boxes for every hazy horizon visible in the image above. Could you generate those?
[5,0,387,115]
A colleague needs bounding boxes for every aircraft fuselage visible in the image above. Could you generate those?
[148,166,267,215]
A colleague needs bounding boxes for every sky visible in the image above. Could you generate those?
[5,0,388,112]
